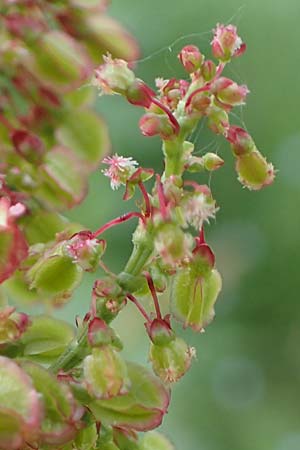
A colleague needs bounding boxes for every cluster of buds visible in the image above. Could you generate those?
[0,19,274,450]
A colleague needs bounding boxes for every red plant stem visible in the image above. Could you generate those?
[138,181,151,217]
[156,174,168,220]
[127,293,151,323]
[199,227,205,244]
[215,62,225,78]
[0,113,13,132]
[144,271,162,320]
[92,212,144,238]
[151,97,180,135]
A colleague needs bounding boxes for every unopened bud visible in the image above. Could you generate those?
[226,126,256,156]
[202,152,224,170]
[146,317,175,346]
[211,23,246,62]
[236,150,275,190]
[149,337,195,383]
[139,112,177,140]
[178,45,203,73]
[207,105,229,135]
[201,60,216,81]
[93,54,135,96]
[126,79,155,108]
[211,77,249,108]
[186,91,211,117]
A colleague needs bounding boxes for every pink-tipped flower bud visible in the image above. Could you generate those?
[236,150,275,190]
[226,126,256,155]
[146,317,175,346]
[202,152,224,171]
[201,60,217,81]
[126,79,155,108]
[0,307,30,345]
[186,91,211,118]
[211,77,249,108]
[178,45,203,73]
[149,337,195,383]
[211,23,246,62]
[207,105,229,135]
[139,112,177,140]
[93,54,135,96]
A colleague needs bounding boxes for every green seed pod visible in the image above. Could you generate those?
[149,337,195,383]
[83,347,130,399]
[236,150,275,190]
[74,423,98,450]
[140,432,174,450]
[171,266,222,332]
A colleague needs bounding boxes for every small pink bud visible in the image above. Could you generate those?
[146,317,175,346]
[139,112,177,140]
[186,90,211,117]
[178,45,203,73]
[201,60,217,81]
[226,125,256,155]
[211,23,246,62]
[211,77,249,108]
[87,317,113,347]
[126,79,155,108]
[93,54,135,95]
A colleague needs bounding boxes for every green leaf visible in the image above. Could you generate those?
[56,109,110,170]
[0,357,41,448]
[171,268,222,331]
[21,315,75,364]
[81,15,139,63]
[35,146,88,211]
[89,362,170,431]
[22,362,84,446]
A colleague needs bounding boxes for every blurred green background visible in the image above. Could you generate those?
[62,1,300,449]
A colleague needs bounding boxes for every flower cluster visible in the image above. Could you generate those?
[0,18,274,450]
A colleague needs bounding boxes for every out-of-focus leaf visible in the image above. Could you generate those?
[24,30,92,91]
[56,109,110,170]
[0,357,41,449]
[81,15,139,63]
[35,146,88,211]
[22,361,84,446]
[21,315,75,364]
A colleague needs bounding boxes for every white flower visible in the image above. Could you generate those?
[183,192,218,230]
[102,154,138,190]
